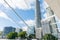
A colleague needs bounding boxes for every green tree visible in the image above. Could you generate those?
[7,32,18,39]
[42,34,58,40]
[29,34,36,39]
[18,31,27,39]
[0,31,2,36]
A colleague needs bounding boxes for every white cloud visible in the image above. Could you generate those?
[43,1,49,9]
[25,19,35,26]
[41,1,49,13]
[10,0,31,10]
[0,0,10,8]
[19,19,35,31]
[0,0,35,10]
[0,11,14,23]
[22,26,28,31]
[19,19,35,26]
[0,0,49,11]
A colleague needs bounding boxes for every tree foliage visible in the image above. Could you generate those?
[0,31,2,35]
[18,31,27,39]
[29,34,36,39]
[7,32,18,39]
[42,34,58,40]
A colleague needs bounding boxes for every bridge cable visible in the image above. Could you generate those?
[4,0,32,30]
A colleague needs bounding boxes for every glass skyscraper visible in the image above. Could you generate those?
[3,26,16,36]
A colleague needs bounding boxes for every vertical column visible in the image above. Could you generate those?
[35,0,41,28]
[35,0,42,39]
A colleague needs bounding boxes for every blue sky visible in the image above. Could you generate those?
[0,0,51,31]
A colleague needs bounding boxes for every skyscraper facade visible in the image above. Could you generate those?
[3,26,16,36]
[41,20,51,36]
[46,7,58,37]
[35,0,42,39]
[35,0,41,28]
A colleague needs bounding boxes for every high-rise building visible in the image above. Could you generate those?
[46,7,58,37]
[35,0,59,39]
[40,7,59,39]
[41,20,51,36]
[35,0,41,28]
[3,26,16,36]
[35,0,42,39]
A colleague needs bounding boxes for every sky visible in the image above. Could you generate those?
[0,0,56,31]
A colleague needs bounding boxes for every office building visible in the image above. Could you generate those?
[46,7,58,37]
[35,0,42,39]
[41,20,51,36]
[3,26,16,36]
